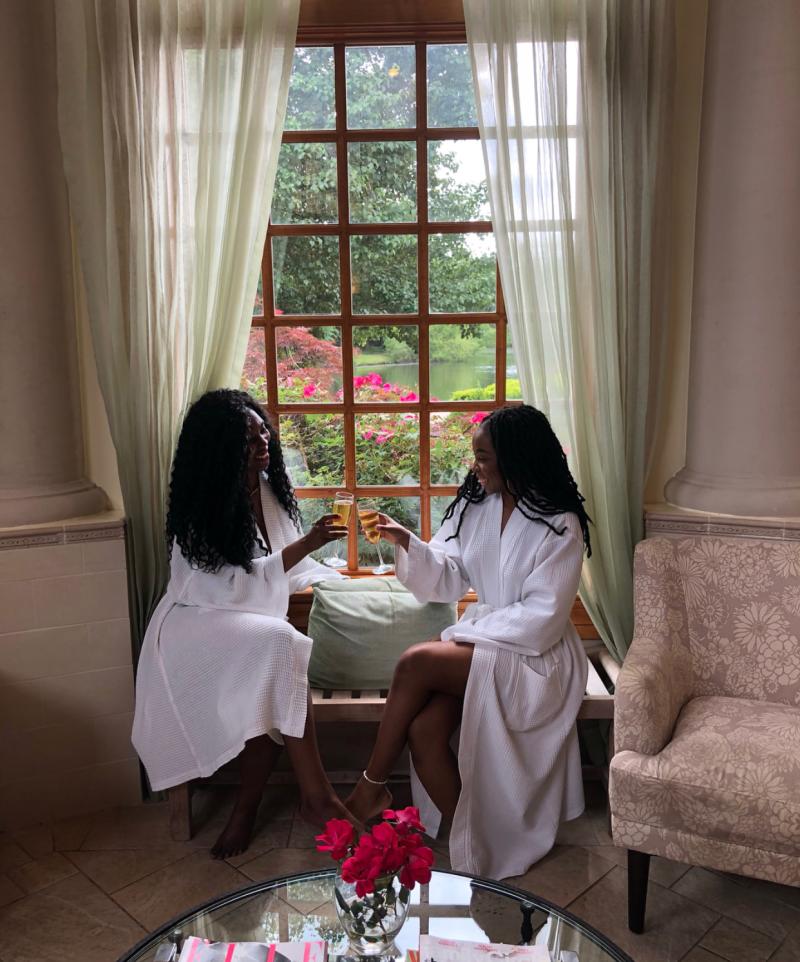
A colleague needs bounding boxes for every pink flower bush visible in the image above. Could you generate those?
[470,411,488,424]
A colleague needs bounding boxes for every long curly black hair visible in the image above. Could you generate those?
[442,404,592,555]
[166,389,300,572]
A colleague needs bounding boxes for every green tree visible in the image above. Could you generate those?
[270,44,495,339]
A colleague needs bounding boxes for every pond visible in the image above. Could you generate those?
[353,353,509,401]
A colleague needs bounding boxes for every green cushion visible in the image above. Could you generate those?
[307,576,457,690]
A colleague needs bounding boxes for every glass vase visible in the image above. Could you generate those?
[333,871,410,956]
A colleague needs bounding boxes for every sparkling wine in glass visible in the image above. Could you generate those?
[358,503,393,575]
[324,491,353,569]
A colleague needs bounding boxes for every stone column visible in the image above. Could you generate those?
[0,0,106,526]
[665,0,800,517]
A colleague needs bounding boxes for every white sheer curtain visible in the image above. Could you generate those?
[465,0,673,661]
[55,0,299,648]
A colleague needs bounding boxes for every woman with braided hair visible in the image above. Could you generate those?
[133,389,355,859]
[346,404,592,879]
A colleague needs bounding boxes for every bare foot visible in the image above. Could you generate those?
[211,803,259,860]
[345,777,393,824]
[299,793,366,833]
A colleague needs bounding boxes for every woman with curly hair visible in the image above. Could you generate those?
[346,405,592,880]
[133,389,352,858]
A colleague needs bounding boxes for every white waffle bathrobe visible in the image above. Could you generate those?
[132,479,343,792]
[395,494,588,880]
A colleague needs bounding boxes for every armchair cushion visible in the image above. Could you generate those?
[612,695,800,860]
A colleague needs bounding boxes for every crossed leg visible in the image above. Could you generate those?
[346,638,474,823]
[409,692,463,822]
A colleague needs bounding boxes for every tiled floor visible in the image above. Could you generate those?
[0,781,799,962]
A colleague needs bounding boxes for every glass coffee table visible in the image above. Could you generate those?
[117,868,631,962]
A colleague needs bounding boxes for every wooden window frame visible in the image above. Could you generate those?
[250,27,519,571]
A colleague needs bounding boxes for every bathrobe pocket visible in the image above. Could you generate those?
[500,649,564,732]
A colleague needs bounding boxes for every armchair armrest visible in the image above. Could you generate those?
[614,633,693,755]
[614,540,694,756]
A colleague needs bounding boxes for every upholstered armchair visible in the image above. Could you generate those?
[610,536,800,932]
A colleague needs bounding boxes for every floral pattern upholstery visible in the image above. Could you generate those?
[610,537,800,887]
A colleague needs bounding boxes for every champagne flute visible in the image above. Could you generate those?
[358,501,393,575]
[323,491,353,569]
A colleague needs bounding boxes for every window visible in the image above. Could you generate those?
[242,38,520,570]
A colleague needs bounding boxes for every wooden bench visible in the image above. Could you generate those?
[168,595,617,841]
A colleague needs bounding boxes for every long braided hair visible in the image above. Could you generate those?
[166,389,300,572]
[442,405,592,555]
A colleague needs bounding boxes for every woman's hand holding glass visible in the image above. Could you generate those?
[374,513,412,552]
[358,504,394,575]
[305,514,348,552]
[323,492,354,569]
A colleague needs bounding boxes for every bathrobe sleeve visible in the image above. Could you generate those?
[394,514,471,602]
[443,523,583,656]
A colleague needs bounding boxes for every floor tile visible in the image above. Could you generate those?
[681,949,726,962]
[237,845,331,882]
[80,800,190,852]
[225,820,293,869]
[111,849,248,931]
[66,847,191,894]
[588,844,690,888]
[12,824,54,858]
[0,873,146,962]
[699,916,780,962]
[737,874,800,910]
[0,837,32,873]
[287,817,322,848]
[768,922,800,962]
[555,812,602,846]
[0,874,24,908]
[508,844,615,907]
[52,814,93,851]
[565,866,719,962]
[672,867,800,941]
[7,852,77,894]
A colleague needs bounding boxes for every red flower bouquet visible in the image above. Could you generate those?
[316,807,435,954]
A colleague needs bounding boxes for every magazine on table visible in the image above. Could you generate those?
[178,938,327,962]
[418,934,551,962]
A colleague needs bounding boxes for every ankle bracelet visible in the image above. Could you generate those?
[362,769,388,786]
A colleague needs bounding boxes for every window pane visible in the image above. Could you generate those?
[296,497,342,566]
[427,44,478,128]
[348,142,417,223]
[429,324,496,401]
[357,496,419,568]
[285,47,335,131]
[351,235,417,314]
[272,236,340,315]
[428,140,489,222]
[271,143,337,225]
[280,413,345,487]
[276,326,342,403]
[241,327,267,403]
[430,495,456,535]
[430,411,480,484]
[355,414,419,485]
[346,46,415,129]
[253,273,264,316]
[353,326,419,401]
[429,232,496,313]
[506,328,523,400]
